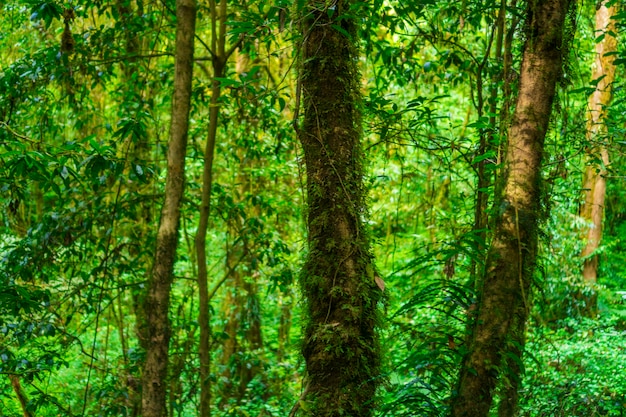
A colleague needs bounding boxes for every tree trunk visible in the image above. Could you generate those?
[296,1,382,416]
[237,279,264,398]
[494,3,523,414]
[218,241,243,406]
[196,0,241,411]
[218,156,265,406]
[9,374,32,417]
[140,1,196,416]
[277,290,293,363]
[196,52,222,417]
[471,0,505,281]
[450,1,572,416]
[116,2,152,414]
[579,0,617,316]
[496,309,526,417]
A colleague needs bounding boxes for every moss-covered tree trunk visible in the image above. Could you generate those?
[140,1,196,416]
[296,1,382,416]
[450,0,572,416]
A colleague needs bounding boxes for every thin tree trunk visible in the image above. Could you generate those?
[218,158,265,406]
[9,374,32,417]
[238,279,264,398]
[196,56,222,417]
[296,1,382,416]
[219,245,264,405]
[218,240,243,407]
[450,1,572,416]
[579,0,617,316]
[277,291,293,362]
[471,0,505,281]
[140,1,196,416]
[116,2,151,414]
[494,3,524,416]
[116,0,140,79]
[196,0,239,412]
[497,0,518,171]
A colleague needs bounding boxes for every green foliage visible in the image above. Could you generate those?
[0,0,625,415]
[521,316,626,417]
[381,279,473,417]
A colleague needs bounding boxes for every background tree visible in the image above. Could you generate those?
[194,0,236,412]
[579,0,618,317]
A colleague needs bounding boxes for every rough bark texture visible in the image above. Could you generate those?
[580,1,617,310]
[140,1,196,416]
[297,1,382,416]
[496,310,526,417]
[450,1,572,416]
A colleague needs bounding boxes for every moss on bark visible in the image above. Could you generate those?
[297,1,382,416]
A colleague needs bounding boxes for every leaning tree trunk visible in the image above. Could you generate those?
[140,1,196,416]
[579,0,617,317]
[296,1,382,416]
[450,1,572,416]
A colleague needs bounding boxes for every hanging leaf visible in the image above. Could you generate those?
[375,275,385,292]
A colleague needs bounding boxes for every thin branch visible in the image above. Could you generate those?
[88,53,173,64]
[288,381,310,417]
[224,34,245,61]
[0,122,38,143]
[195,34,216,58]
[28,383,77,417]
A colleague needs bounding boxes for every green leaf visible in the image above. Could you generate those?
[613,58,626,66]
[331,24,351,40]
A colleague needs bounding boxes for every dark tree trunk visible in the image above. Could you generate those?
[451,1,572,416]
[140,1,196,416]
[296,1,382,416]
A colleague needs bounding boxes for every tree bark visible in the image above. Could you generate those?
[9,374,32,417]
[450,1,572,416]
[579,0,617,316]
[196,0,239,412]
[140,1,196,416]
[196,50,222,417]
[296,1,382,416]
[471,0,505,281]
